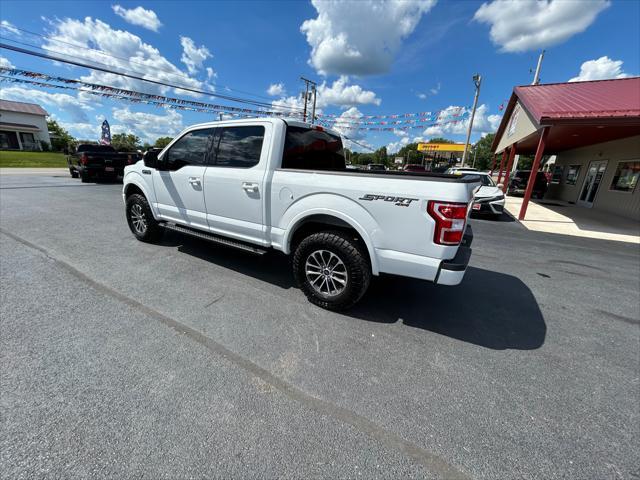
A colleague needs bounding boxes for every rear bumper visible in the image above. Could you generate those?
[472,197,505,215]
[374,225,473,286]
[436,226,473,286]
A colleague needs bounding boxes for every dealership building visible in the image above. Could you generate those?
[491,77,640,221]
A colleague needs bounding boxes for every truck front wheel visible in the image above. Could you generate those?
[126,193,162,242]
[293,231,371,310]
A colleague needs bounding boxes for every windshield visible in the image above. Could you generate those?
[477,174,496,186]
[281,126,345,170]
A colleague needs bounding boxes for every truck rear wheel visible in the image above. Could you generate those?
[293,231,371,311]
[80,169,90,183]
[70,168,79,178]
[126,193,162,242]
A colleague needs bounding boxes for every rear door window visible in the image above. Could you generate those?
[213,126,265,168]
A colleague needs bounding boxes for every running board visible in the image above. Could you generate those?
[160,223,267,255]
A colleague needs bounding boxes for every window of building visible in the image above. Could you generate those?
[213,126,265,168]
[565,165,581,185]
[163,128,214,170]
[551,165,563,184]
[610,160,640,193]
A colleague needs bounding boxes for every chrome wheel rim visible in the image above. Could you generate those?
[130,203,147,235]
[305,249,348,297]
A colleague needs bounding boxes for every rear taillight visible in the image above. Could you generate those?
[80,153,88,165]
[427,201,468,245]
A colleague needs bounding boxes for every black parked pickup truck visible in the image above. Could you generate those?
[67,144,133,182]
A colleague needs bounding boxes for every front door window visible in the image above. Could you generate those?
[578,160,607,207]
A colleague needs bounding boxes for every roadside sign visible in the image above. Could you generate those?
[417,143,468,152]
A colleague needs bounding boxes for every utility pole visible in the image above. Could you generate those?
[311,84,317,124]
[462,74,482,166]
[300,76,317,123]
[532,50,544,85]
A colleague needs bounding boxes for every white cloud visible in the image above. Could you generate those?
[206,67,216,80]
[0,55,14,68]
[0,85,93,123]
[316,76,380,108]
[569,56,629,82]
[111,107,184,142]
[267,82,286,96]
[387,136,410,154]
[59,121,101,141]
[331,106,365,140]
[41,17,208,98]
[423,105,502,137]
[417,93,427,100]
[180,36,212,75]
[430,82,441,95]
[112,5,162,32]
[393,129,408,137]
[271,95,305,118]
[0,20,20,36]
[474,0,609,52]
[270,76,378,116]
[301,0,436,75]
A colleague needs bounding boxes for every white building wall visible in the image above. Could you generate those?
[547,135,640,220]
[0,110,51,146]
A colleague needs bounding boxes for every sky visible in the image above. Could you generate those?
[0,0,638,152]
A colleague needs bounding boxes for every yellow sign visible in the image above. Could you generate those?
[417,142,468,152]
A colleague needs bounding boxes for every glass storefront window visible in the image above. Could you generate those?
[610,161,640,193]
[565,165,581,185]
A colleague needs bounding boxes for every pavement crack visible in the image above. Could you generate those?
[0,227,470,480]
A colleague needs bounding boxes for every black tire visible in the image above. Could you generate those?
[80,169,90,183]
[293,231,371,311]
[70,168,79,178]
[125,193,163,242]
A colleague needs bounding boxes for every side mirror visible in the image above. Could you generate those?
[143,149,159,169]
[497,183,504,189]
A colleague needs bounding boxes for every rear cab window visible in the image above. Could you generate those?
[281,126,345,171]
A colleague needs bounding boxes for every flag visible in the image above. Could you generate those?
[100,119,111,145]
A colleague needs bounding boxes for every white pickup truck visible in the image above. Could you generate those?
[123,118,479,310]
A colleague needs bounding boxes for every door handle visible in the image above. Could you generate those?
[188,176,201,185]
[242,182,259,193]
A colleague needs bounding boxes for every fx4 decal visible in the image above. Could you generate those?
[359,194,419,207]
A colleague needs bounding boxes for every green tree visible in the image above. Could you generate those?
[154,136,173,148]
[46,119,75,152]
[471,133,496,171]
[111,133,141,151]
[427,137,455,144]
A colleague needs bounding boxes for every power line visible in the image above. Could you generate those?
[0,25,280,103]
[0,42,305,113]
[0,69,304,119]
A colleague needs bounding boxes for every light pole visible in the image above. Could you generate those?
[462,74,482,166]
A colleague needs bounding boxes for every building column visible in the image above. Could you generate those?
[518,127,550,221]
[16,132,23,151]
[502,146,517,194]
[496,150,508,184]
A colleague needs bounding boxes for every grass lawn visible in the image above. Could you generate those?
[0,151,68,168]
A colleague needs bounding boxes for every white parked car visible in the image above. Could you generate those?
[461,172,505,217]
[123,118,480,310]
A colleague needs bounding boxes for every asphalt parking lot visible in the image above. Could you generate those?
[1,171,639,479]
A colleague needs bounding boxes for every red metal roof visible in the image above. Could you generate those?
[514,77,640,123]
[0,99,48,116]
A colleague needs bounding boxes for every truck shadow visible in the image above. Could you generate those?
[349,267,546,350]
[168,234,546,350]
